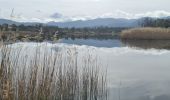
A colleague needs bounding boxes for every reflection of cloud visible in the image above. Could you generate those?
[10,42,170,56]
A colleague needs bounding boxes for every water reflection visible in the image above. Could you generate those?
[3,42,170,100]
[1,39,170,100]
[60,38,170,50]
[122,40,170,50]
[59,38,122,48]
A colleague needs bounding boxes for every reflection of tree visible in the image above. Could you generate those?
[121,40,170,50]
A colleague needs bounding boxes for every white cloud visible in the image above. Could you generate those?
[4,10,170,23]
[92,0,101,2]
[99,10,170,19]
[99,10,133,19]
[134,10,170,18]
[50,13,63,18]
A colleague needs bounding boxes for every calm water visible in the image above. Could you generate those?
[58,38,170,100]
[58,38,122,48]
[5,38,170,100]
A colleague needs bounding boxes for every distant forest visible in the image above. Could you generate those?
[139,17,170,28]
[0,23,126,35]
[0,23,127,41]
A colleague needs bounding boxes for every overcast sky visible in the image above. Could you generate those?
[0,0,170,22]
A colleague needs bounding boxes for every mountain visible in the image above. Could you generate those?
[47,18,139,28]
[162,16,170,19]
[0,19,19,25]
[2,17,170,28]
[0,19,40,26]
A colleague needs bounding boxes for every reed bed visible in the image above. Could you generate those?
[0,44,107,100]
[121,27,170,40]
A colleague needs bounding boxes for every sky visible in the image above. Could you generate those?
[0,0,170,22]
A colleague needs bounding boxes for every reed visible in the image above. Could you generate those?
[0,44,107,100]
[121,27,170,40]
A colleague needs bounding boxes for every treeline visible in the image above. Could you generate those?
[0,24,51,32]
[0,24,17,31]
[57,27,127,39]
[0,23,126,33]
[139,17,170,28]
[0,23,127,37]
[0,23,127,42]
[0,24,61,42]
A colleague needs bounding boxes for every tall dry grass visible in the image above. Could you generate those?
[0,44,107,100]
[121,27,170,40]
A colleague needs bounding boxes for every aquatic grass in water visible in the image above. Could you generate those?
[121,27,170,40]
[0,44,107,100]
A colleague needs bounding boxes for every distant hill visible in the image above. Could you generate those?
[0,19,40,26]
[47,18,139,28]
[0,19,19,25]
[1,17,169,28]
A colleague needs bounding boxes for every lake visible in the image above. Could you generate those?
[59,38,170,100]
[2,38,170,100]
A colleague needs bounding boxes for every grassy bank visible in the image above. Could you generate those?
[121,27,170,40]
[0,31,59,42]
[0,44,107,100]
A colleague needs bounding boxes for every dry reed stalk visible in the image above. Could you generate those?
[0,44,107,100]
[121,27,170,40]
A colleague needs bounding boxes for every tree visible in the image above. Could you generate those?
[18,24,26,31]
[11,24,17,31]
[139,17,170,28]
[0,25,2,31]
[2,23,8,31]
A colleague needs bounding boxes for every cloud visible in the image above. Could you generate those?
[5,10,170,23]
[99,10,133,19]
[66,10,170,20]
[36,10,42,13]
[99,10,170,19]
[92,0,101,2]
[50,13,63,18]
[135,10,170,18]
